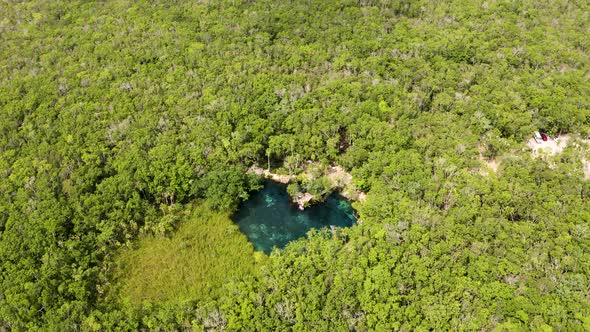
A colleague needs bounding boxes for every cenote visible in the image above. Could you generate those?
[233,181,357,254]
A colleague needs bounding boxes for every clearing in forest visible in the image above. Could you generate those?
[526,135,571,156]
[113,206,257,304]
[480,134,590,179]
[526,134,590,179]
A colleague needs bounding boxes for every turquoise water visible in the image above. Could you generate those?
[233,181,357,254]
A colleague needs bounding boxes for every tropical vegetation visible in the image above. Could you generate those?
[1,0,589,330]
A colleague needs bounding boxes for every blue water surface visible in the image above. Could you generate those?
[233,181,357,254]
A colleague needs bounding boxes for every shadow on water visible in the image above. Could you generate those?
[232,181,357,254]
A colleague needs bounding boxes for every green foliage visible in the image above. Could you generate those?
[286,182,301,198]
[304,176,333,197]
[1,0,589,330]
[113,205,256,304]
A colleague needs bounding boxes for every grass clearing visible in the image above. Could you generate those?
[114,205,257,304]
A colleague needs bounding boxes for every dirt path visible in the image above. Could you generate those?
[249,166,292,184]
[478,144,500,173]
[583,159,590,180]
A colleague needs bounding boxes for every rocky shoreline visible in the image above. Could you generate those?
[249,165,367,210]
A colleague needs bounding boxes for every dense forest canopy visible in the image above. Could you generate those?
[1,0,590,330]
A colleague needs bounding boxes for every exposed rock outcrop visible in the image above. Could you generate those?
[249,166,292,183]
[248,164,367,209]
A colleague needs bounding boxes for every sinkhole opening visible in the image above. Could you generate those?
[232,181,357,254]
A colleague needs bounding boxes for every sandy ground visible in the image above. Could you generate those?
[478,155,499,173]
[249,166,292,184]
[480,134,590,180]
[478,144,499,173]
[327,166,367,202]
[525,135,590,179]
[583,159,590,180]
[526,135,570,156]
[485,159,499,173]
[327,165,353,186]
